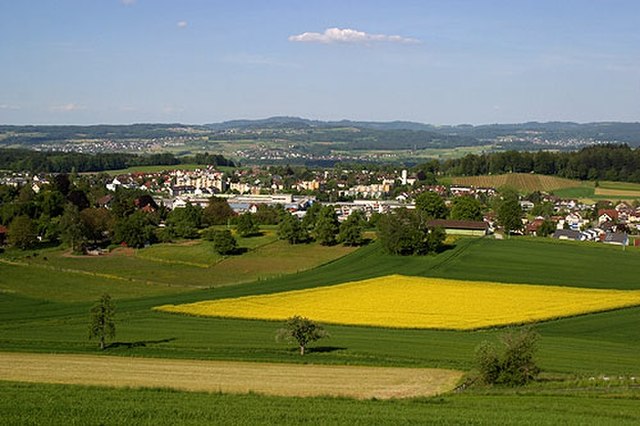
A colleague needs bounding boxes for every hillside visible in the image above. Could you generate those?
[451,173,588,193]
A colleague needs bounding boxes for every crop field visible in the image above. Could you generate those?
[451,173,586,192]
[157,275,640,329]
[0,352,462,400]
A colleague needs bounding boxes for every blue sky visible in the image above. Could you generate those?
[1,0,638,125]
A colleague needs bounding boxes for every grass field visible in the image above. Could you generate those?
[0,237,356,301]
[104,164,208,175]
[3,237,640,422]
[1,381,639,425]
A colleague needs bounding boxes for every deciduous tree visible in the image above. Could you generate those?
[7,215,38,250]
[338,210,365,246]
[313,206,339,245]
[276,315,328,355]
[89,293,116,351]
[212,229,238,255]
[415,191,448,219]
[236,213,260,237]
[475,327,540,386]
[450,196,483,221]
[277,214,308,244]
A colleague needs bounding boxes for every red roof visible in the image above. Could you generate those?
[426,219,488,230]
[598,209,619,220]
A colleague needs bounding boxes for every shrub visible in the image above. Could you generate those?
[475,327,540,386]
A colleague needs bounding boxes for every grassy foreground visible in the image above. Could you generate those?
[1,381,639,425]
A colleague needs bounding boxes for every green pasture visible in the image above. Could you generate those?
[1,381,639,425]
[551,186,595,199]
[1,233,355,299]
[104,164,207,175]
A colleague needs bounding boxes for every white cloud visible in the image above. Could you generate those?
[177,21,188,29]
[120,0,136,5]
[0,104,20,110]
[51,103,84,112]
[288,27,419,45]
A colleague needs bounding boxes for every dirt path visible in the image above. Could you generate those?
[0,352,463,400]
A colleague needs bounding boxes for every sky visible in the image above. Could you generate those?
[1,0,639,125]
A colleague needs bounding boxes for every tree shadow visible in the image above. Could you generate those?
[107,337,177,349]
[231,247,248,255]
[307,346,347,354]
[434,243,457,254]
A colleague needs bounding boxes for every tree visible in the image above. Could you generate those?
[202,196,235,226]
[236,213,260,237]
[313,206,339,245]
[415,191,448,219]
[253,204,284,225]
[276,315,329,355]
[80,207,114,244]
[59,205,88,252]
[113,211,155,248]
[89,293,116,350]
[212,229,238,255]
[497,189,524,234]
[277,214,308,244]
[301,202,323,230]
[338,210,365,246]
[475,327,540,386]
[7,215,38,250]
[536,220,556,237]
[376,208,437,255]
[166,203,202,239]
[449,196,483,221]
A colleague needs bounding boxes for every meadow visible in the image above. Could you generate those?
[1,381,639,425]
[2,237,640,423]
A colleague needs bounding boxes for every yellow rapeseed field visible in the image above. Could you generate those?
[155,275,640,330]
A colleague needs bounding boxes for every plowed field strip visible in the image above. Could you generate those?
[0,352,463,400]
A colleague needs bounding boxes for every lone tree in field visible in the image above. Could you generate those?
[276,315,328,355]
[89,293,116,350]
[212,229,238,255]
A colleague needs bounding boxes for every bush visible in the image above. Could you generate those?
[212,229,237,255]
[475,327,540,386]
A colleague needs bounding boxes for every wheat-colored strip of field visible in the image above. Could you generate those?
[594,188,640,197]
[0,353,463,400]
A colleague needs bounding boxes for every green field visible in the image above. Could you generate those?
[2,237,640,423]
[2,381,639,425]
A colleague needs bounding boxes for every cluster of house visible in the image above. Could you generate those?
[537,202,640,247]
[0,173,49,193]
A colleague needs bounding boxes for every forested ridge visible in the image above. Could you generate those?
[0,149,234,173]
[440,144,640,182]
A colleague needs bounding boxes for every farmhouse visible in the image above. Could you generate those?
[426,219,489,236]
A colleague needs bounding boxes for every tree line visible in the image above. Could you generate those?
[437,144,640,182]
[0,148,234,173]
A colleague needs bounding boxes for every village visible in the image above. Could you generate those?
[2,165,637,248]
